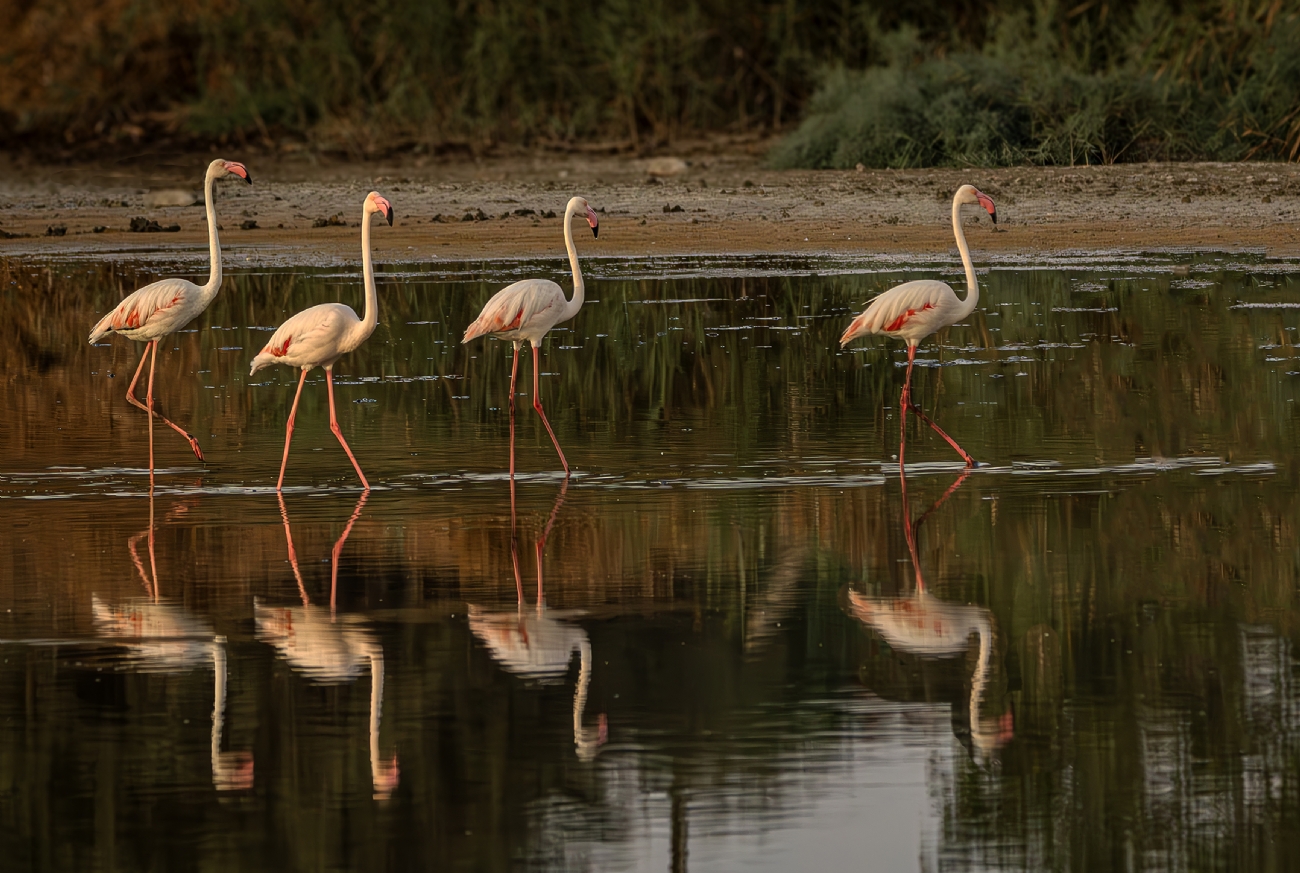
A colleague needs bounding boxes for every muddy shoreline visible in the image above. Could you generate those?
[2,151,1299,263]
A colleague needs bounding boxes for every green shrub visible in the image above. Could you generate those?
[772,0,1300,168]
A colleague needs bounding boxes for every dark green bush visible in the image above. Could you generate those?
[772,0,1300,167]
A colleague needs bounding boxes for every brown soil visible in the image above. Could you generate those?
[2,148,1300,262]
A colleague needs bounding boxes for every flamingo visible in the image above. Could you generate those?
[840,184,997,468]
[255,492,399,799]
[249,192,394,491]
[844,469,1013,763]
[468,479,608,760]
[462,196,600,477]
[87,158,252,480]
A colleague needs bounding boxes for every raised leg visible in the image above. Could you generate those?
[509,342,520,479]
[126,341,205,462]
[900,344,974,468]
[530,343,569,476]
[326,368,370,490]
[277,369,308,491]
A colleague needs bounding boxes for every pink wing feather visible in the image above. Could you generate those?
[88,278,202,342]
[840,279,957,346]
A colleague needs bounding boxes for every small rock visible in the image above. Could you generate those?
[663,203,684,213]
[743,179,754,187]
[240,219,258,230]
[144,189,199,208]
[93,225,107,233]
[312,213,347,228]
[1263,194,1272,203]
[1181,194,1192,203]
[129,217,180,232]
[855,163,866,172]
[542,210,556,219]
[45,225,67,236]
[513,207,535,216]
[645,157,688,177]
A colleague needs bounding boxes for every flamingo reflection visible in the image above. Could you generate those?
[468,478,608,760]
[254,492,399,799]
[845,470,1014,763]
[92,490,254,790]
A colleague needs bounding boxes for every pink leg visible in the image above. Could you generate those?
[509,343,520,479]
[901,345,975,468]
[146,341,157,484]
[530,343,569,476]
[125,341,205,461]
[277,369,308,491]
[330,491,369,615]
[326,368,370,490]
[898,345,915,476]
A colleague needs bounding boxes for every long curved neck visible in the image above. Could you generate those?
[202,168,223,299]
[562,201,585,322]
[952,197,979,321]
[355,213,379,344]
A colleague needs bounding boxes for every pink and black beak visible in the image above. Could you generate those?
[376,195,394,226]
[975,189,997,224]
[586,203,600,239]
[223,161,253,185]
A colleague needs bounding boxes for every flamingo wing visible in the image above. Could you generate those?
[463,279,566,343]
[840,280,958,346]
[249,303,356,373]
[88,278,202,342]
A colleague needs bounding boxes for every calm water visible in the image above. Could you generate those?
[1,251,1299,871]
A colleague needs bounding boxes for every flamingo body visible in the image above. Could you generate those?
[249,192,393,491]
[88,277,210,344]
[462,278,573,346]
[840,279,966,348]
[249,302,366,373]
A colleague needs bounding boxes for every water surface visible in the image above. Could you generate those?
[1,253,1298,871]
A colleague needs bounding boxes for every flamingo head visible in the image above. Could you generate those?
[365,192,394,226]
[956,184,996,224]
[570,196,599,239]
[212,159,252,185]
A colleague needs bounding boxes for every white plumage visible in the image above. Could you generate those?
[86,158,251,473]
[840,184,997,467]
[249,192,393,491]
[462,195,600,476]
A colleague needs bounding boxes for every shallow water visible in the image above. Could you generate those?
[1,252,1299,871]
